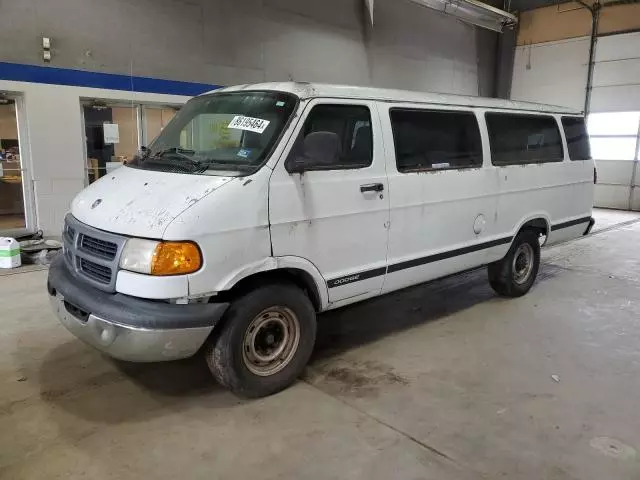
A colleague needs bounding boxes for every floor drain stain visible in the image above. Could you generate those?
[590,437,636,460]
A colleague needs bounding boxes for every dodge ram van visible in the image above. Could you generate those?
[48,83,595,397]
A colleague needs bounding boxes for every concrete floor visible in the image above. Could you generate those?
[1,209,640,479]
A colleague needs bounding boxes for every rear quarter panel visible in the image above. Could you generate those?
[485,111,594,261]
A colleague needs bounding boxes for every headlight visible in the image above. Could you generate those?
[119,239,202,276]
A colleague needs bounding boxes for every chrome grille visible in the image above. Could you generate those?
[63,214,127,292]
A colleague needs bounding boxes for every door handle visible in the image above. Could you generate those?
[360,183,384,193]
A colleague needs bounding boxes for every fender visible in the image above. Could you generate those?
[213,255,329,310]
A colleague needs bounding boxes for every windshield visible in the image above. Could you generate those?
[129,91,297,175]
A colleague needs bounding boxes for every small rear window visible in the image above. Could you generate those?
[562,116,591,160]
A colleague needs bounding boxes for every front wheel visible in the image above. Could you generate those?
[204,283,316,398]
[488,229,540,297]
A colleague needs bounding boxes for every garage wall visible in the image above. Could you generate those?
[511,37,589,110]
[0,0,488,96]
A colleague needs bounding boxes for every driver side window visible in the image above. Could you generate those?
[289,104,373,170]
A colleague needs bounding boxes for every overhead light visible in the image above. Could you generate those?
[406,0,517,32]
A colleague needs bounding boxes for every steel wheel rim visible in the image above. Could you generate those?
[512,243,534,285]
[242,306,300,377]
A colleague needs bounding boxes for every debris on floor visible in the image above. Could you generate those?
[551,374,561,383]
[20,239,62,265]
[590,437,637,460]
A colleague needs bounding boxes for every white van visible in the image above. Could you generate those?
[48,83,594,397]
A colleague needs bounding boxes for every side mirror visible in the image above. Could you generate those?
[287,131,340,174]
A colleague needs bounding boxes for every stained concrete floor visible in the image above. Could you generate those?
[1,209,640,479]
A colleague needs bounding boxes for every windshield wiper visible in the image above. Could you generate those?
[154,146,196,159]
[141,154,205,173]
[139,149,257,173]
[144,147,204,169]
[199,159,258,171]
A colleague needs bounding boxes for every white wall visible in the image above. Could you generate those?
[511,37,590,111]
[0,79,189,235]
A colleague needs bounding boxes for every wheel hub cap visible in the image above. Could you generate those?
[243,307,301,377]
[512,243,534,285]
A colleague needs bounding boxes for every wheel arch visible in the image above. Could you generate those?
[214,256,328,311]
[514,213,551,244]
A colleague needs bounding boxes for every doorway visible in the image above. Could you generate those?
[0,93,34,236]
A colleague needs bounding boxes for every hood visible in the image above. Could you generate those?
[71,166,233,238]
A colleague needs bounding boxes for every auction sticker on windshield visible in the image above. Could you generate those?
[228,116,270,134]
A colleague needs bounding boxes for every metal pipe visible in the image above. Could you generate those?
[583,2,601,115]
[628,113,640,210]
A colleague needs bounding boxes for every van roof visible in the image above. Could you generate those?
[206,82,581,115]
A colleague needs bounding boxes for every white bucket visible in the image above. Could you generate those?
[0,237,21,269]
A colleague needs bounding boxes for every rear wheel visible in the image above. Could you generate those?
[488,229,540,297]
[204,283,316,398]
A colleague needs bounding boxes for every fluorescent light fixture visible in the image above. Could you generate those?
[406,0,517,32]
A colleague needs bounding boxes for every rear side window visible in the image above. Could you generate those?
[297,104,373,169]
[562,116,591,160]
[390,109,482,172]
[486,113,564,166]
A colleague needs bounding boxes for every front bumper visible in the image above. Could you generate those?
[47,256,229,362]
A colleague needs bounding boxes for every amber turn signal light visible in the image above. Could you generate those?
[151,242,202,276]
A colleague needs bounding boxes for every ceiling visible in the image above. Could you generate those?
[509,0,640,12]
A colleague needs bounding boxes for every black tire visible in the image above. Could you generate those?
[488,229,540,297]
[204,283,316,398]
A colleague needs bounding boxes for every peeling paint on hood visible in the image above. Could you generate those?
[71,166,233,238]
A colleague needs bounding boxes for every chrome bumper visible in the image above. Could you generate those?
[47,255,228,362]
[50,293,214,362]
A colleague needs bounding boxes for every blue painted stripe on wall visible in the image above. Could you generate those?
[0,62,221,96]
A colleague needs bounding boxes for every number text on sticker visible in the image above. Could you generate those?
[228,116,271,134]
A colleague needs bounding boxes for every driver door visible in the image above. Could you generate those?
[269,99,390,306]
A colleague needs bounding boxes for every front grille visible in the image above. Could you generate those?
[63,214,126,292]
[79,234,118,260]
[79,258,112,284]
